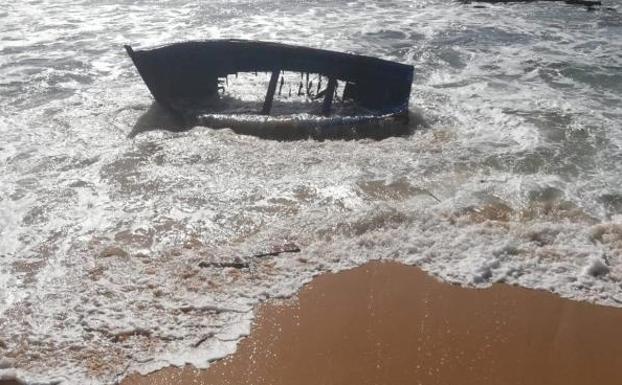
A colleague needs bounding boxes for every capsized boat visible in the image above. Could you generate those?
[124,40,414,133]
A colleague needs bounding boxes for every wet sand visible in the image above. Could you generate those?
[123,261,622,385]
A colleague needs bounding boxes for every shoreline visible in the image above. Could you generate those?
[122,261,622,385]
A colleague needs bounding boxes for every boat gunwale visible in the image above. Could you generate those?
[125,39,414,116]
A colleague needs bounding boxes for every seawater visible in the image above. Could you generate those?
[1,1,621,384]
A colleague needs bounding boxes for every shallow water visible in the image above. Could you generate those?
[1,1,621,384]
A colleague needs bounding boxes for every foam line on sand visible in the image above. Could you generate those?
[122,261,622,385]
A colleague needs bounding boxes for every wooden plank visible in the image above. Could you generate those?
[321,77,337,116]
[262,70,280,115]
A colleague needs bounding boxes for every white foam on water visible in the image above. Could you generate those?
[1,0,622,384]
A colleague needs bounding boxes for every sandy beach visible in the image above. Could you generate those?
[122,261,622,385]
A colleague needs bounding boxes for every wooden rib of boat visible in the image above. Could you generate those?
[124,40,414,119]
